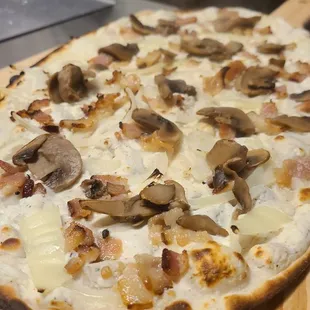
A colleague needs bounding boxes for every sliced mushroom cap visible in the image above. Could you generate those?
[269,58,286,68]
[164,180,190,211]
[80,195,159,222]
[155,74,196,102]
[140,183,176,205]
[98,43,139,61]
[130,14,156,35]
[177,214,228,237]
[213,15,261,32]
[257,43,285,54]
[235,66,277,97]
[290,90,310,102]
[132,108,182,143]
[246,149,270,168]
[156,19,180,36]
[225,41,244,55]
[197,107,255,136]
[181,38,226,57]
[206,139,248,171]
[268,115,310,132]
[13,134,48,166]
[13,134,82,192]
[48,64,88,103]
[211,166,230,194]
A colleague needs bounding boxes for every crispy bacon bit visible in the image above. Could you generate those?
[120,122,145,139]
[22,177,34,198]
[88,53,114,70]
[76,245,100,263]
[135,254,173,295]
[0,165,27,197]
[256,26,272,35]
[280,71,307,83]
[65,257,85,275]
[260,101,278,118]
[106,70,123,85]
[98,236,123,260]
[219,124,236,139]
[68,198,92,219]
[107,182,127,196]
[118,263,153,308]
[203,67,229,96]
[64,222,95,252]
[297,101,310,113]
[275,156,310,188]
[162,249,189,282]
[275,85,288,99]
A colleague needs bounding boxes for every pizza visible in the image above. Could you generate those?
[1,6,310,310]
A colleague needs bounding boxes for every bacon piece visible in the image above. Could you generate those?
[260,101,278,118]
[68,198,92,219]
[275,156,310,188]
[280,70,307,83]
[106,182,127,196]
[297,101,310,113]
[135,254,173,295]
[120,122,145,139]
[218,123,236,139]
[106,70,122,85]
[64,222,95,252]
[28,99,50,112]
[97,236,123,260]
[88,54,114,69]
[162,249,189,282]
[118,263,153,308]
[275,85,288,99]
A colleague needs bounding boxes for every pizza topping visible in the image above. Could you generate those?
[165,301,192,310]
[155,74,196,105]
[88,53,114,70]
[13,134,82,192]
[161,249,189,282]
[296,61,310,75]
[235,66,277,97]
[65,257,85,275]
[98,236,123,260]
[98,43,139,61]
[269,58,285,68]
[275,85,288,99]
[68,198,92,219]
[0,286,31,310]
[290,90,310,102]
[136,50,162,68]
[157,19,180,36]
[213,10,261,33]
[297,102,310,113]
[48,64,88,103]
[177,215,228,237]
[81,178,107,199]
[260,100,278,118]
[202,67,229,96]
[141,183,176,205]
[256,26,272,35]
[197,107,255,136]
[175,16,197,26]
[130,14,156,35]
[257,42,286,54]
[247,111,282,135]
[119,122,144,139]
[165,180,190,210]
[135,253,173,294]
[268,115,310,132]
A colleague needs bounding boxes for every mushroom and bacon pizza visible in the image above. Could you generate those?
[1,6,310,310]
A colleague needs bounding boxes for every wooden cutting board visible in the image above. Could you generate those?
[0,0,310,309]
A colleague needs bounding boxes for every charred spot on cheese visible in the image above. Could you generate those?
[190,242,249,288]
[299,188,310,202]
[48,64,88,103]
[164,300,192,310]
[0,285,31,310]
[0,238,21,251]
[12,134,83,192]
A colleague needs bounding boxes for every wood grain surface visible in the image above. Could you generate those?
[0,1,310,309]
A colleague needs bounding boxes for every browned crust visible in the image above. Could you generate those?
[225,247,310,310]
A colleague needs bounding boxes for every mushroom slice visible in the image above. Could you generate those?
[155,74,196,104]
[48,64,88,103]
[223,158,252,215]
[80,195,159,222]
[132,108,182,144]
[225,41,244,55]
[156,19,179,36]
[268,115,310,132]
[269,58,286,68]
[12,134,48,166]
[136,50,162,68]
[246,149,270,168]
[213,14,261,33]
[164,180,190,211]
[141,183,176,205]
[257,43,285,54]
[130,14,156,35]
[206,139,248,171]
[98,43,139,61]
[290,90,310,102]
[235,66,277,97]
[197,107,255,136]
[177,215,228,237]
[211,166,230,194]
[13,134,82,192]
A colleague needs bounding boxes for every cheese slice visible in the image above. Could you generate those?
[20,206,71,291]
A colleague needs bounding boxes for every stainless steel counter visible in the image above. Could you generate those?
[0,0,173,68]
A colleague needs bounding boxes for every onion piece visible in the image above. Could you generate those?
[11,112,46,134]
[233,206,291,235]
